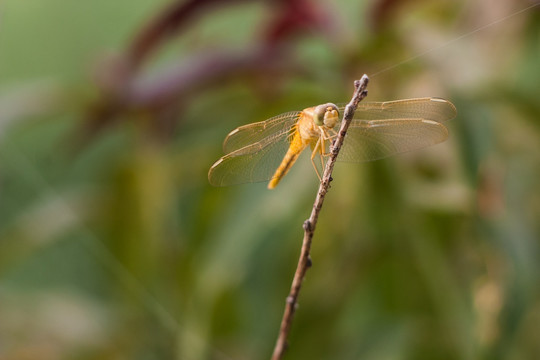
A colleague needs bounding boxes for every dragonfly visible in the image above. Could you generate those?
[208,97,457,189]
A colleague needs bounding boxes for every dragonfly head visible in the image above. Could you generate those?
[313,103,339,128]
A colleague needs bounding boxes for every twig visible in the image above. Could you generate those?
[271,75,369,360]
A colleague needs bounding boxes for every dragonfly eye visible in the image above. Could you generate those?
[313,105,327,126]
[313,103,339,127]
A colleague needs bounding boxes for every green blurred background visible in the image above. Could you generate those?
[1,0,539,359]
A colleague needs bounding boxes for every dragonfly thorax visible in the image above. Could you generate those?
[297,103,340,141]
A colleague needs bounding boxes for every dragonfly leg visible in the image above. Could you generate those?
[310,138,323,182]
[328,129,338,148]
[318,136,326,170]
[319,129,337,156]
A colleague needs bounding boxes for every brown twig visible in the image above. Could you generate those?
[271,75,369,360]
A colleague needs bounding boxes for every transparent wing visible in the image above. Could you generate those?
[222,111,301,153]
[339,97,457,123]
[333,97,455,162]
[208,127,294,186]
[337,119,449,162]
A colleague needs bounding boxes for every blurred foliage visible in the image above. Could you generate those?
[1,0,540,359]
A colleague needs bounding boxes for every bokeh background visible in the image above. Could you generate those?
[1,0,539,359]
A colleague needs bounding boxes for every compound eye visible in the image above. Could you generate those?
[313,104,327,126]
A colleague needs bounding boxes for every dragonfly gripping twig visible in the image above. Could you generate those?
[271,75,369,360]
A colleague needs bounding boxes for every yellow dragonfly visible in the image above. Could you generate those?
[208,97,457,189]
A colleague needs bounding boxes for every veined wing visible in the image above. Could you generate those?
[336,98,455,162]
[344,97,457,122]
[208,124,296,186]
[222,111,301,153]
[337,119,449,162]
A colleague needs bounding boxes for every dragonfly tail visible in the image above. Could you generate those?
[268,135,307,189]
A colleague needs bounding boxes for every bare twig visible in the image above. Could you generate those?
[271,75,369,360]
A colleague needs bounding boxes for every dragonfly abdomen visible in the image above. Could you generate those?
[268,130,309,189]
